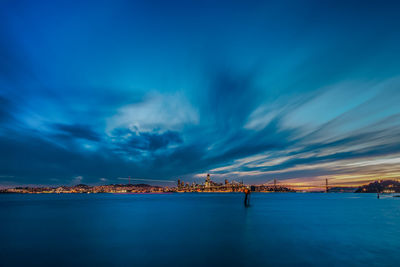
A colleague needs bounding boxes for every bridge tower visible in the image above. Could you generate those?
[274,179,277,191]
[325,178,329,193]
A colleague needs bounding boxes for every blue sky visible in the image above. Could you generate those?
[1,0,400,186]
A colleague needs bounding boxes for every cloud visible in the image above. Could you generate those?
[112,128,183,153]
[2,70,400,187]
[2,70,400,186]
[1,0,400,186]
[72,175,83,185]
[52,123,101,142]
[0,96,14,124]
[106,92,198,133]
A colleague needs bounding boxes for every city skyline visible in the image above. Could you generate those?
[3,172,391,193]
[1,0,400,187]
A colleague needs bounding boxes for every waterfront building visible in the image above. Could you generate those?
[205,174,211,188]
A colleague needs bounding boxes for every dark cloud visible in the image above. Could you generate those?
[52,123,101,142]
[203,68,261,128]
[0,128,146,184]
[113,129,183,152]
[0,96,13,123]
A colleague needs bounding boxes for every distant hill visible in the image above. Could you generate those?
[355,180,400,193]
[328,187,357,193]
[104,183,158,188]
[75,184,90,188]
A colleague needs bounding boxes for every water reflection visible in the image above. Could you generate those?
[1,193,400,266]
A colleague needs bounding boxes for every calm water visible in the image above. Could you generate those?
[1,193,400,266]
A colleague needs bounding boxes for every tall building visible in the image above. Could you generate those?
[205,174,211,188]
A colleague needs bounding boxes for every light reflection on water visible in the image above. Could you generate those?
[1,193,400,266]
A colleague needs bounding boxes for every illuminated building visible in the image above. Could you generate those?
[205,174,211,188]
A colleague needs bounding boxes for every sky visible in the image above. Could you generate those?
[1,0,400,187]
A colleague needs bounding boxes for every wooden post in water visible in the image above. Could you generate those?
[244,187,250,207]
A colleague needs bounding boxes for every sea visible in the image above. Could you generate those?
[1,193,400,266]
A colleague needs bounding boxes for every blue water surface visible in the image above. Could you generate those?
[1,193,399,266]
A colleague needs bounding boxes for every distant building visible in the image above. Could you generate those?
[205,174,211,188]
